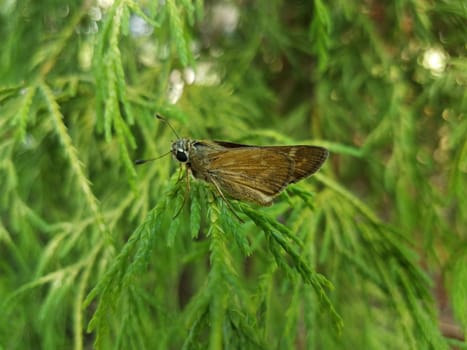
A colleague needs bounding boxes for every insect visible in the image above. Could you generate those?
[136,115,328,213]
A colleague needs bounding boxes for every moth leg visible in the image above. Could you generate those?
[209,177,244,223]
[185,165,191,193]
[176,163,185,184]
[172,165,190,219]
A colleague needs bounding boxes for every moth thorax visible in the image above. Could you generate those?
[172,139,190,163]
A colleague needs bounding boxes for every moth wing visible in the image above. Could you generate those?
[205,148,294,205]
[210,142,328,181]
[209,141,329,179]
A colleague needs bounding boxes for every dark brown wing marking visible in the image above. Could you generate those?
[277,146,328,182]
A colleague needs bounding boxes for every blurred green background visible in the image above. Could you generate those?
[0,0,466,349]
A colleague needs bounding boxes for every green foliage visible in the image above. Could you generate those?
[1,0,466,349]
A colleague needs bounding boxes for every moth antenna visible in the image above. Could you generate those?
[155,114,181,139]
[134,150,172,165]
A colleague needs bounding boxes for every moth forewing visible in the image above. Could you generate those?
[172,139,328,206]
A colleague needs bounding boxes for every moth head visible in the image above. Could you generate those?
[171,139,190,163]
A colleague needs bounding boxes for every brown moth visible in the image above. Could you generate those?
[169,138,328,206]
[136,116,329,210]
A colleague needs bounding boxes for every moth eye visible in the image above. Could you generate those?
[176,150,188,162]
